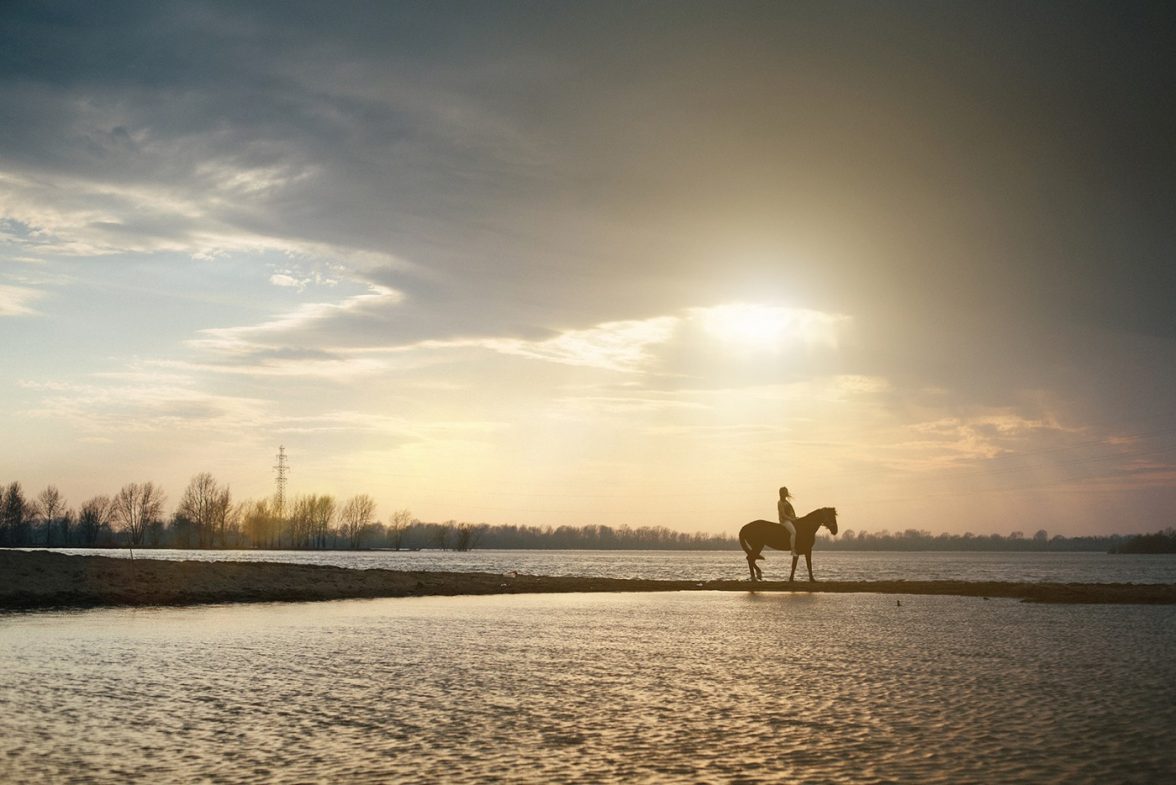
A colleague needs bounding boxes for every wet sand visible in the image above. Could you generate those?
[3,549,1174,610]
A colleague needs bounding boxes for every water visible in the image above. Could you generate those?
[32,547,1176,584]
[2,592,1174,784]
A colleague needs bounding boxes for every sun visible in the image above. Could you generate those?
[699,303,794,350]
[696,302,849,352]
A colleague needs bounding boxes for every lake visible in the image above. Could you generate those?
[31,547,1176,584]
[2,592,1174,784]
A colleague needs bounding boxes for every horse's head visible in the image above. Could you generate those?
[821,507,838,536]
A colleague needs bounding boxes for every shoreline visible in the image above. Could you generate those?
[3,550,1175,611]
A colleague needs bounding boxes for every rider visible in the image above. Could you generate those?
[778,486,798,557]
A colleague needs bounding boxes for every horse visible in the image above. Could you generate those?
[738,507,838,582]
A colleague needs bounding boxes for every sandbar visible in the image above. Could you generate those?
[2,550,1174,610]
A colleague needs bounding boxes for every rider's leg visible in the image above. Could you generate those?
[784,519,798,556]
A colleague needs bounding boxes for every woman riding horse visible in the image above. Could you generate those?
[739,507,838,582]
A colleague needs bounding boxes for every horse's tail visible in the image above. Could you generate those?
[738,527,764,560]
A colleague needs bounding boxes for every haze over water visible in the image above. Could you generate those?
[3,592,1174,784]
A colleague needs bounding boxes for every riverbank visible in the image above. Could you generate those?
[3,550,1175,610]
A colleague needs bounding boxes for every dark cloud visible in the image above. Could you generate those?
[3,0,1175,384]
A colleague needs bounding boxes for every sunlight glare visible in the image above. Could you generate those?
[697,303,847,352]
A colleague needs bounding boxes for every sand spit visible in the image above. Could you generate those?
[2,550,1174,610]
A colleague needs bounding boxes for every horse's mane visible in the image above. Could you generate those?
[800,506,838,534]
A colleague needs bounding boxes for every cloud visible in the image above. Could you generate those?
[0,284,42,316]
[0,2,552,305]
[269,273,306,290]
[20,378,268,436]
[18,371,506,459]
[268,410,508,441]
[0,167,423,277]
[154,353,390,380]
[267,267,340,292]
[386,304,854,375]
[879,412,1078,472]
[551,394,706,418]
[171,293,857,384]
[188,283,402,355]
[475,317,679,372]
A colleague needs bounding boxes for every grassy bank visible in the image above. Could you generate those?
[3,550,1175,610]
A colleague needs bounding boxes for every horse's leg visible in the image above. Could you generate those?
[746,545,763,581]
[806,553,815,582]
[789,553,799,582]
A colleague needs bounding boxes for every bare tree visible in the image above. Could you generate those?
[270,492,287,547]
[386,509,413,550]
[2,482,30,547]
[145,516,165,547]
[287,495,313,548]
[312,495,336,549]
[175,473,236,548]
[241,498,276,548]
[35,485,67,546]
[430,520,456,550]
[213,486,235,546]
[339,494,376,549]
[283,494,337,549]
[78,496,111,547]
[110,482,166,547]
[454,522,487,552]
[176,473,218,547]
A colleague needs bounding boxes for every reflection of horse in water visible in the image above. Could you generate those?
[739,507,838,582]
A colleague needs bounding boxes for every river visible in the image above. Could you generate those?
[2,591,1174,784]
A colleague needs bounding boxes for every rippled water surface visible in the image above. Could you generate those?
[3,593,1174,784]
[34,547,1176,584]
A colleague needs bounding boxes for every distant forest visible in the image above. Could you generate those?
[0,478,1170,553]
[1112,528,1176,554]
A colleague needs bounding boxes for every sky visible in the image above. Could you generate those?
[2,1,1174,537]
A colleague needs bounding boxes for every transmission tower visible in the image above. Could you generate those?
[273,445,289,519]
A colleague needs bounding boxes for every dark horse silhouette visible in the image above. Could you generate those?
[738,507,838,582]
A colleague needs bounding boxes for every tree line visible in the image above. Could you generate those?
[1111,527,1176,554]
[818,527,1130,552]
[0,475,735,551]
[0,477,1169,552]
[0,476,413,551]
